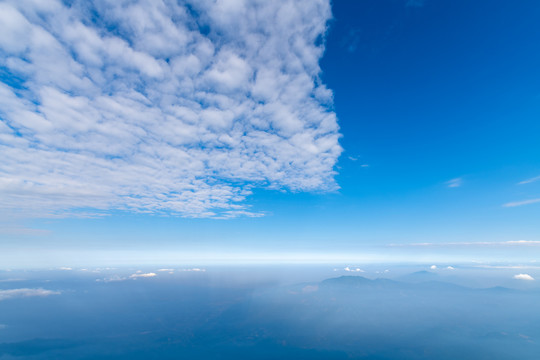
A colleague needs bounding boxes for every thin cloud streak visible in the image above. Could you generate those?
[389,240,540,247]
[445,178,462,188]
[503,198,540,208]
[518,175,540,185]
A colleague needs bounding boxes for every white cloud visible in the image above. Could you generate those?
[180,268,206,272]
[518,175,540,185]
[344,266,364,272]
[503,198,540,208]
[96,274,127,282]
[157,268,174,272]
[0,0,341,219]
[129,272,157,279]
[0,288,60,301]
[445,178,462,188]
[430,265,437,270]
[59,267,72,271]
[446,266,455,270]
[513,274,535,281]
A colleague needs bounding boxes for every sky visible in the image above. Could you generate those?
[0,0,539,267]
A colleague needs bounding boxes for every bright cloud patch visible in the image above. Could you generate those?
[129,272,157,279]
[513,274,535,281]
[0,0,341,218]
[344,266,364,272]
[0,288,60,301]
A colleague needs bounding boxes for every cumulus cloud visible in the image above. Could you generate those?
[513,274,535,281]
[129,272,157,279]
[0,288,60,301]
[344,266,364,272]
[0,0,341,219]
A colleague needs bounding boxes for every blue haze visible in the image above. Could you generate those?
[1,266,540,359]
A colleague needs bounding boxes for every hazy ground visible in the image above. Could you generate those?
[1,264,539,359]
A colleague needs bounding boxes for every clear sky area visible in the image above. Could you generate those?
[0,0,539,268]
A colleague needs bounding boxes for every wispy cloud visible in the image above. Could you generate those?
[389,240,540,247]
[0,288,60,301]
[341,28,361,53]
[518,175,540,185]
[475,265,540,270]
[180,268,206,272]
[0,226,51,236]
[513,274,535,281]
[445,178,462,188]
[96,275,127,283]
[503,198,540,208]
[302,285,319,293]
[0,0,341,219]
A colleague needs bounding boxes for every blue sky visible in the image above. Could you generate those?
[0,0,539,267]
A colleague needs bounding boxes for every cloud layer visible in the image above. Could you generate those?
[0,288,60,301]
[0,0,341,218]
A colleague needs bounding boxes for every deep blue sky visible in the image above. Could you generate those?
[1,0,539,267]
